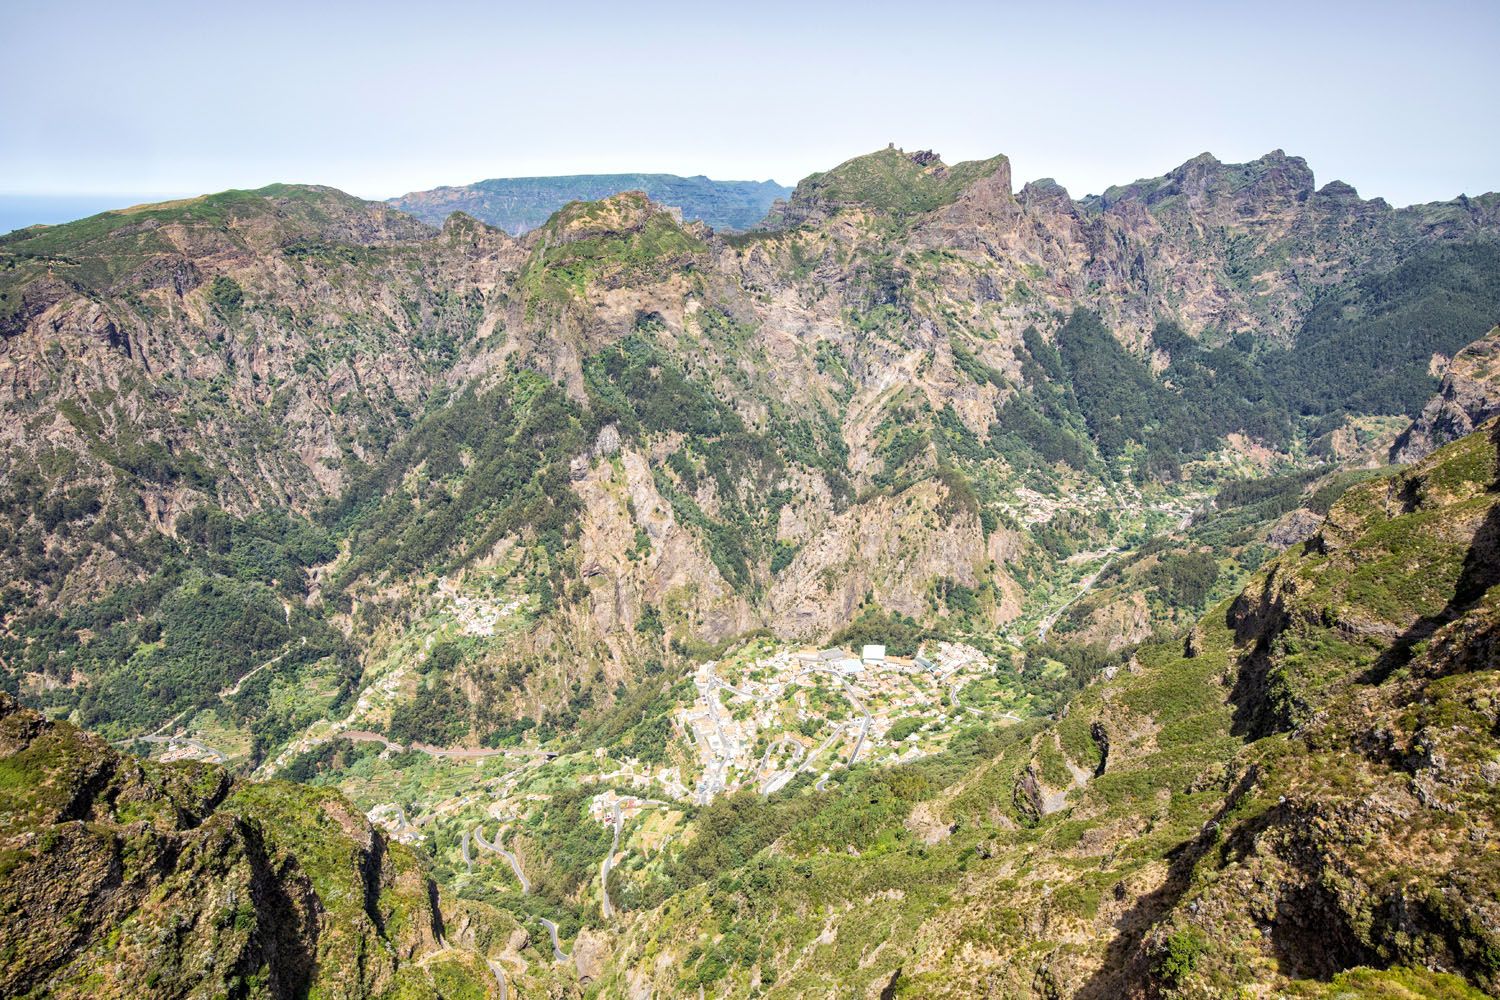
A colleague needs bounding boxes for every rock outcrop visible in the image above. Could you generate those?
[1392,326,1500,462]
[0,693,478,998]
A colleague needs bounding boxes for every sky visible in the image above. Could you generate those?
[2,0,1497,220]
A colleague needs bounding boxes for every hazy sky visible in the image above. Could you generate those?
[2,0,1496,207]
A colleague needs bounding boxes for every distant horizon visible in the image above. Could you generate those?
[4,140,1497,237]
[4,0,1497,220]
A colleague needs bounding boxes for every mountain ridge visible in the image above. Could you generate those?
[389,172,791,235]
[1,142,1499,996]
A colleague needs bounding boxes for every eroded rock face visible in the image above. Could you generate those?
[5,152,1495,632]
[0,694,453,999]
[767,478,997,640]
[1265,507,1324,550]
[4,150,1500,770]
[1393,326,1500,463]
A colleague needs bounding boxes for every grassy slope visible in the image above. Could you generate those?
[784,147,1010,224]
[587,422,1500,998]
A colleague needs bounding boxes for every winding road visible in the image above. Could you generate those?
[472,824,531,893]
[757,736,806,794]
[487,959,508,1000]
[600,801,622,920]
[219,635,306,699]
[538,918,570,962]
[1037,548,1119,641]
[843,685,872,766]
[336,731,557,762]
[794,664,874,770]
[127,734,228,763]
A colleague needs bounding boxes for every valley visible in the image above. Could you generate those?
[0,142,1497,999]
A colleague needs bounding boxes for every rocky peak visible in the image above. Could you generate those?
[774,146,1011,227]
[1100,148,1315,213]
[537,190,682,246]
[1317,179,1360,200]
[1392,326,1500,462]
[1018,177,1074,211]
[438,209,487,236]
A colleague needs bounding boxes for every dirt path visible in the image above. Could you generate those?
[219,635,306,699]
[1037,548,1118,641]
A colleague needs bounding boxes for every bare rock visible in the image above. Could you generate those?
[1392,326,1500,463]
[1265,508,1324,550]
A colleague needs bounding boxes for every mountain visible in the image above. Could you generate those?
[2,146,1499,997]
[1393,325,1500,463]
[5,421,1497,997]
[388,173,792,234]
[0,692,503,998]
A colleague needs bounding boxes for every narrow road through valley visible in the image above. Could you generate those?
[219,635,306,699]
[1037,548,1118,641]
[600,800,622,920]
[538,918,570,962]
[127,734,228,763]
[473,824,531,893]
[487,959,508,1000]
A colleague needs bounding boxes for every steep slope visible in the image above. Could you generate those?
[0,186,514,595]
[7,423,1497,999]
[3,146,1500,1000]
[0,693,500,999]
[0,188,524,741]
[584,419,1500,999]
[390,173,791,234]
[1393,325,1500,463]
[2,148,1498,775]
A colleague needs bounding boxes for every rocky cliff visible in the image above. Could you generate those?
[1393,325,1500,463]
[2,147,1498,760]
[0,692,496,999]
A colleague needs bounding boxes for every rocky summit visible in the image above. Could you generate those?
[1,146,1499,999]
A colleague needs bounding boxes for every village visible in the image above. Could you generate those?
[675,640,1018,803]
[351,637,1021,867]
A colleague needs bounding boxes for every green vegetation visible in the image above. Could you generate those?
[829,607,940,657]
[1144,550,1220,609]
[330,369,587,584]
[1153,926,1209,986]
[208,274,243,318]
[523,196,706,303]
[1047,313,1290,475]
[1267,241,1500,427]
[1,503,352,737]
[788,148,1009,225]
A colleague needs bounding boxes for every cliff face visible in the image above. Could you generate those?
[594,421,1500,1000]
[0,187,519,611]
[2,147,1498,756]
[0,693,489,999]
[1393,326,1500,463]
